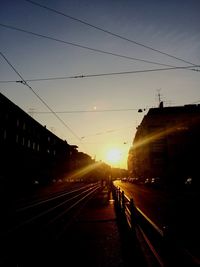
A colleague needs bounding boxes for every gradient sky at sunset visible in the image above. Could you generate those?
[1,0,200,168]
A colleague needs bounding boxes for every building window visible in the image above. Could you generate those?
[16,134,19,143]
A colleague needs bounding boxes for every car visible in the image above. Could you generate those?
[185,177,192,185]
[151,177,162,188]
[144,178,151,184]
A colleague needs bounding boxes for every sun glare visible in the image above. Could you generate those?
[106,148,122,165]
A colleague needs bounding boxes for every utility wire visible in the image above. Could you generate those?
[32,100,200,115]
[0,23,185,68]
[80,126,134,139]
[25,0,198,67]
[0,51,83,144]
[28,108,140,114]
[0,65,199,84]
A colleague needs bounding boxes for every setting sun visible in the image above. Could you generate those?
[106,148,122,165]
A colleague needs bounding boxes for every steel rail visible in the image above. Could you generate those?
[48,184,101,224]
[54,185,101,239]
[4,183,100,234]
[16,183,95,212]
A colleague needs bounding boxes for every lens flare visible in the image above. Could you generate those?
[106,148,122,164]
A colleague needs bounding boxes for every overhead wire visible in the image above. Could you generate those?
[0,51,83,145]
[2,3,199,156]
[1,50,198,148]
[0,23,189,69]
[25,0,198,67]
[27,108,140,114]
[80,126,134,140]
[0,65,199,84]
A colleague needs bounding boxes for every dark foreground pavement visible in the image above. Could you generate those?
[2,185,147,267]
[55,185,147,267]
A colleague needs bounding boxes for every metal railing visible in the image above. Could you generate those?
[112,184,199,267]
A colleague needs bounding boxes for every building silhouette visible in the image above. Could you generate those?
[128,102,200,187]
[0,92,81,190]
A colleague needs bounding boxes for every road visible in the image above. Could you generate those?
[113,180,200,263]
[0,181,101,267]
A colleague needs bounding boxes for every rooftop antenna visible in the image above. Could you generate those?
[156,89,163,108]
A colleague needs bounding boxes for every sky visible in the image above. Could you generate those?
[1,0,200,169]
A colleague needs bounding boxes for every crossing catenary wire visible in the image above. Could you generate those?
[0,65,199,84]
[26,0,198,67]
[0,23,188,69]
[0,51,83,145]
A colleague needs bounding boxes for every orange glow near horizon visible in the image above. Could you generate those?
[66,161,102,181]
